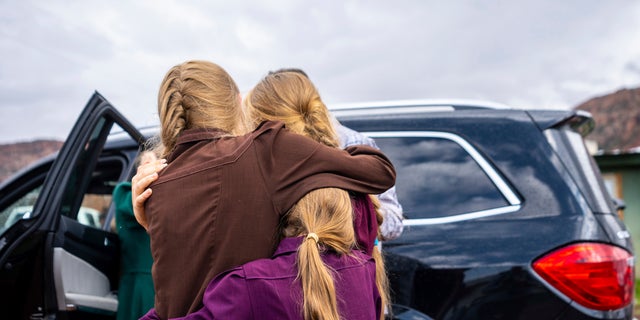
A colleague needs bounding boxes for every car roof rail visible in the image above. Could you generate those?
[329,99,512,117]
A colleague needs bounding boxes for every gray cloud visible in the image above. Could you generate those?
[1,0,639,143]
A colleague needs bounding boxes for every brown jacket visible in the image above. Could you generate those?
[146,121,396,318]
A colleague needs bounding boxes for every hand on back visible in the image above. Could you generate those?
[131,153,167,230]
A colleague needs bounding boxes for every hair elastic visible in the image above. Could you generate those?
[306,233,319,243]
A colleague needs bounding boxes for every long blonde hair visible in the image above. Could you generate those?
[369,196,390,320]
[284,188,355,320]
[248,70,390,319]
[156,60,248,158]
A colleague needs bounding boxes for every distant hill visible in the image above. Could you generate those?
[0,140,63,183]
[575,87,640,153]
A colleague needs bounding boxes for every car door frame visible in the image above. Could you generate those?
[0,91,144,319]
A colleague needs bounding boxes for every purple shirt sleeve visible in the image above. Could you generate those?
[197,269,253,319]
[352,193,378,255]
[188,268,250,320]
[144,268,252,320]
[138,308,161,320]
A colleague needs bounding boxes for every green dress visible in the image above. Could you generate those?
[113,182,155,320]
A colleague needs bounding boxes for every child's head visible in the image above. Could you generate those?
[244,71,339,148]
[157,60,247,157]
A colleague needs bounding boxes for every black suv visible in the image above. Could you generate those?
[333,100,635,320]
[0,93,634,319]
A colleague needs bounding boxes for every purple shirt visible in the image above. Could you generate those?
[141,237,381,320]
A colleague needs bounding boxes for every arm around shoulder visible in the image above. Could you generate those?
[342,144,396,192]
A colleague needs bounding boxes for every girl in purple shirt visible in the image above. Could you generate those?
[245,70,390,318]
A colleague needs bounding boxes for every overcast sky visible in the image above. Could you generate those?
[1,1,639,144]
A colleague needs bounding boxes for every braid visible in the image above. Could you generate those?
[301,97,339,148]
[156,60,243,159]
[158,68,188,158]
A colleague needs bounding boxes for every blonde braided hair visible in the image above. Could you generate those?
[156,60,247,158]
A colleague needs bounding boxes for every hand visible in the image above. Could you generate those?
[131,154,166,230]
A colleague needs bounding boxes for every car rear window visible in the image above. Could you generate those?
[374,135,511,220]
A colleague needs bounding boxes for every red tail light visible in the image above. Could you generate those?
[532,242,634,311]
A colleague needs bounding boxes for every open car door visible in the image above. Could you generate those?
[0,92,145,319]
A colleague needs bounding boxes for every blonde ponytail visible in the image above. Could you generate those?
[298,233,340,320]
[285,188,355,320]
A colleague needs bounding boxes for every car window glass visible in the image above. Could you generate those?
[0,185,42,234]
[374,136,509,219]
[77,178,116,230]
[81,155,130,231]
[545,128,613,214]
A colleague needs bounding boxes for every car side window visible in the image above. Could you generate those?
[0,155,129,234]
[544,127,614,214]
[374,134,511,220]
[0,185,42,234]
[74,157,127,231]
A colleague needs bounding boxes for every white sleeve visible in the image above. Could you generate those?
[377,186,404,240]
